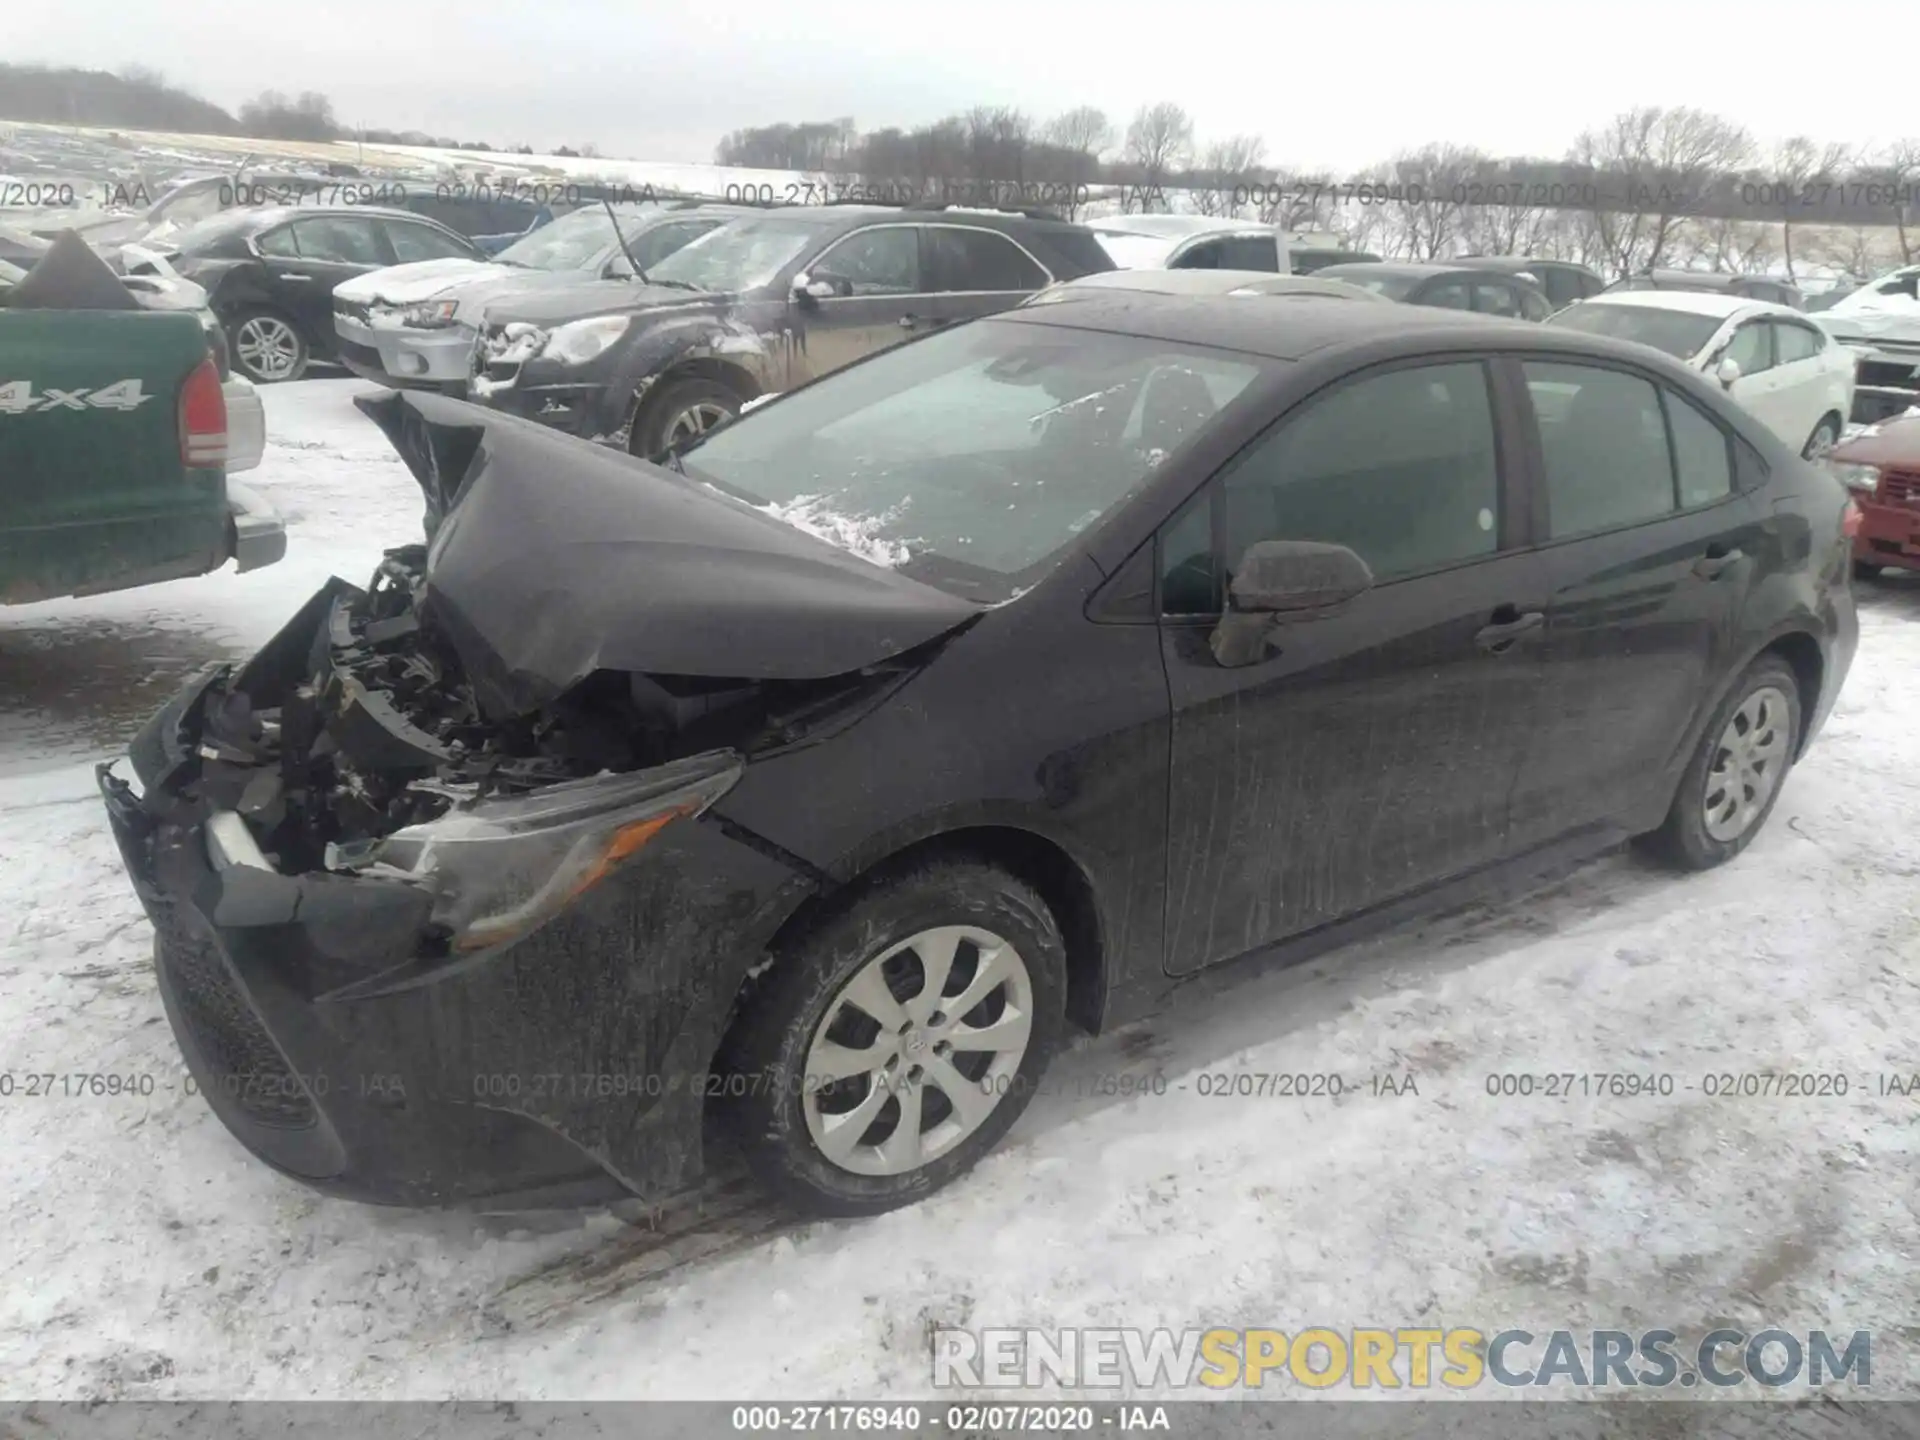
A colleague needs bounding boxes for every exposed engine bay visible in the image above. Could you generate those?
[181,542,919,881]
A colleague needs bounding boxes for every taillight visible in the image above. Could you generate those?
[1842,499,1863,538]
[179,357,228,468]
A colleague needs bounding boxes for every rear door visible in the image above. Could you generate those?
[921,224,1054,327]
[263,216,393,355]
[1158,357,1550,975]
[0,310,226,602]
[1766,317,1838,448]
[787,223,928,382]
[1505,357,1765,849]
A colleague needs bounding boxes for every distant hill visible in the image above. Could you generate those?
[0,63,237,134]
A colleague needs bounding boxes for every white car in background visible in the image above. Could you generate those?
[1547,290,1855,459]
[1814,264,1920,423]
[1089,215,1294,274]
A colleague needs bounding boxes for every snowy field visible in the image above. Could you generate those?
[2,381,1918,1403]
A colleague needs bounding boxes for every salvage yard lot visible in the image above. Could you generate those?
[2,380,1918,1400]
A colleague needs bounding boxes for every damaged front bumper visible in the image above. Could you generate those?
[97,580,815,1209]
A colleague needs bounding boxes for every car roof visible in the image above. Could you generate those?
[1090,214,1267,238]
[993,288,1606,361]
[1571,289,1796,321]
[215,204,457,232]
[1314,261,1483,278]
[1050,269,1389,300]
[1461,255,1595,274]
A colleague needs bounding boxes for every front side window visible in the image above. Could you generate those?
[288,217,384,265]
[1159,361,1502,613]
[810,226,922,295]
[1523,361,1675,538]
[924,227,1048,292]
[680,320,1264,600]
[1421,279,1473,310]
[1473,281,1520,317]
[1519,288,1554,321]
[254,225,299,259]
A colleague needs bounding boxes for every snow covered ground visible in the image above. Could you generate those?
[2,381,1919,1403]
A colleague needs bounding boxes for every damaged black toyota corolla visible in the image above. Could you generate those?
[99,292,1857,1217]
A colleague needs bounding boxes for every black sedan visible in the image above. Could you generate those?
[151,205,487,383]
[1314,261,1554,319]
[98,293,1858,1217]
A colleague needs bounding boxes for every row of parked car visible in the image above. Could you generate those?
[54,192,1913,583]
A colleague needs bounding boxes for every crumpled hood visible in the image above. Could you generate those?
[352,390,981,719]
[483,280,736,328]
[335,257,512,306]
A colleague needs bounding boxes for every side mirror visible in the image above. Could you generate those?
[794,273,846,302]
[1715,357,1741,387]
[1209,540,1374,667]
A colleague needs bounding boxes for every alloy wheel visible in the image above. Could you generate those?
[1803,421,1838,462]
[663,400,733,446]
[235,316,301,381]
[1702,685,1792,842]
[802,925,1034,1177]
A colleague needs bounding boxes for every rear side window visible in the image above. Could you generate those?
[1524,361,1675,538]
[1217,235,1280,271]
[1162,360,1501,610]
[1773,321,1822,364]
[1472,282,1520,317]
[288,217,384,265]
[1421,279,1472,310]
[254,225,298,258]
[925,227,1049,292]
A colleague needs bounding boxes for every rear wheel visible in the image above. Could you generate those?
[717,858,1066,1217]
[227,308,308,384]
[628,376,742,459]
[1801,415,1841,462]
[1636,656,1801,871]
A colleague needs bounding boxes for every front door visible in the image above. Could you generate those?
[787,224,928,385]
[1505,357,1763,850]
[1719,316,1796,442]
[1158,358,1549,976]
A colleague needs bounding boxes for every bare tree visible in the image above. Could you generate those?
[1570,106,1752,276]
[1768,136,1853,281]
[1387,144,1480,258]
[1864,137,1920,264]
[1122,102,1193,211]
[1045,106,1114,162]
[1190,134,1265,217]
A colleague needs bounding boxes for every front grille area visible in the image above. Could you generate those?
[152,900,316,1130]
[1882,471,1920,513]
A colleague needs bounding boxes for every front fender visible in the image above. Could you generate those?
[599,316,782,432]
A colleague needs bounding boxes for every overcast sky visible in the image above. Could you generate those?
[13,0,1910,170]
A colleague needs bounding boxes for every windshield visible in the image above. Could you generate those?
[644,216,825,292]
[1546,302,1722,360]
[1319,269,1420,300]
[496,206,648,271]
[679,319,1266,601]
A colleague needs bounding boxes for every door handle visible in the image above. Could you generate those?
[1693,546,1743,579]
[279,272,314,282]
[898,315,918,329]
[1474,609,1544,654]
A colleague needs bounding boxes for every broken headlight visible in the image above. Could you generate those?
[402,300,460,328]
[541,313,633,365]
[327,750,743,953]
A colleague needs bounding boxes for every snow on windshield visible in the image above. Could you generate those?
[752,494,912,568]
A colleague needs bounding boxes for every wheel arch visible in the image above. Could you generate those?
[710,820,1111,1081]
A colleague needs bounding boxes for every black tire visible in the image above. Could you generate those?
[225,307,308,384]
[628,376,743,459]
[1854,560,1883,582]
[1801,414,1841,461]
[1636,656,1802,871]
[716,857,1067,1217]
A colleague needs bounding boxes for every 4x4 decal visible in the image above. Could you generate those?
[0,379,153,414]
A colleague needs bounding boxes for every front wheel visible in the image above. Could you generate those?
[1636,656,1801,871]
[716,858,1067,1217]
[1801,415,1841,462]
[628,376,743,459]
[227,308,308,384]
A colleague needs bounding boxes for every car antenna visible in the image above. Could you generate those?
[604,198,649,283]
